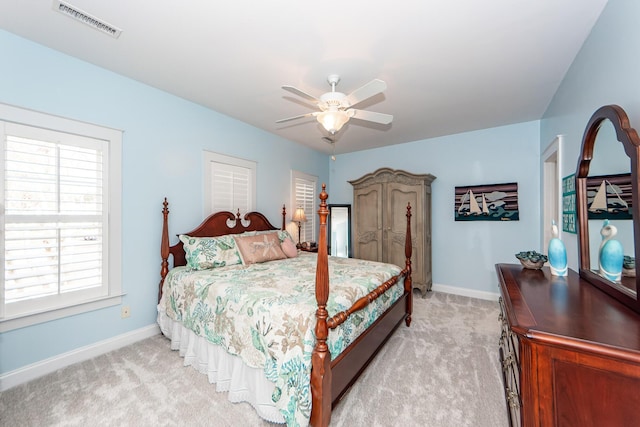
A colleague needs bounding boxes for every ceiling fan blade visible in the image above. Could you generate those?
[345,79,387,107]
[349,109,393,125]
[282,85,320,103]
[275,112,317,123]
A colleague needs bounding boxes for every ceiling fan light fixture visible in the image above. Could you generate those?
[278,75,391,137]
[317,110,350,134]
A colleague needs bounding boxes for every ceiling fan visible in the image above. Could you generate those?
[276,75,393,135]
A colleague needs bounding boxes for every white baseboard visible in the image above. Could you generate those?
[0,324,160,392]
[431,283,500,301]
[1,287,495,391]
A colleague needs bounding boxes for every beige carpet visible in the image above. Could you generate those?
[0,292,508,427]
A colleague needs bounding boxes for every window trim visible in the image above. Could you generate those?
[0,102,122,333]
[203,151,256,218]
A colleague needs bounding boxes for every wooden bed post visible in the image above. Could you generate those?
[159,198,170,303]
[281,204,286,230]
[405,202,413,327]
[310,184,332,427]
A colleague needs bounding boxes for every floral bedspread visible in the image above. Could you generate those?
[158,252,405,426]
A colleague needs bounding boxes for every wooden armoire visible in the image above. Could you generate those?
[349,168,436,296]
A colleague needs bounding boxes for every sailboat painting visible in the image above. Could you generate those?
[455,182,519,221]
[587,173,632,220]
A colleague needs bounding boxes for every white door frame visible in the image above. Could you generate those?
[542,135,564,250]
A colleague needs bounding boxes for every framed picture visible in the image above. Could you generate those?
[562,174,577,234]
[455,182,519,221]
[586,173,632,220]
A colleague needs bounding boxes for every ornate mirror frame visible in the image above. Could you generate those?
[576,104,640,313]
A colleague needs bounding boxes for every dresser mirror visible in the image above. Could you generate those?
[576,105,640,313]
[328,204,352,258]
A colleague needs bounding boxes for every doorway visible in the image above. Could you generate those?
[542,135,563,250]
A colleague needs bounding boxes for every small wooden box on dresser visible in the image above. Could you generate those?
[496,264,640,427]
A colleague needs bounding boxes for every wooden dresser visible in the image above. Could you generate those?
[349,168,436,296]
[496,263,640,427]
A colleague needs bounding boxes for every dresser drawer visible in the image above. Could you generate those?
[499,297,522,427]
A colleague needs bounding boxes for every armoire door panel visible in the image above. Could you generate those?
[387,235,410,271]
[353,184,383,261]
[386,182,423,283]
[387,235,422,283]
[386,184,420,231]
[357,242,381,263]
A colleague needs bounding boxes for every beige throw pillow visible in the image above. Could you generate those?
[281,236,298,258]
[234,232,287,264]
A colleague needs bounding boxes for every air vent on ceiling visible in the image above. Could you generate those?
[53,0,122,39]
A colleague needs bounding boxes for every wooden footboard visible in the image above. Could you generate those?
[310,185,413,426]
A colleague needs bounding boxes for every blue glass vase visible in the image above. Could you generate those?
[599,219,624,282]
[548,220,568,276]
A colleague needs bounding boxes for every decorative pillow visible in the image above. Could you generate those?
[281,236,298,258]
[179,234,242,270]
[276,230,295,244]
[233,232,287,265]
[246,229,295,243]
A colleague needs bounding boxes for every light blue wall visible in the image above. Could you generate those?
[541,0,640,269]
[0,30,329,374]
[330,121,541,295]
[2,0,634,377]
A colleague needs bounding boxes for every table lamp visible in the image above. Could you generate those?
[292,207,307,248]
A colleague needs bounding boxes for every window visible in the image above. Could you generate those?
[291,171,317,243]
[0,103,122,332]
[203,151,256,216]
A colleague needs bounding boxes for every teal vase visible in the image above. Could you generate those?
[599,219,624,282]
[548,220,568,276]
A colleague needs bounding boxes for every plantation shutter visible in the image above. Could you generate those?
[211,161,252,214]
[295,176,316,243]
[2,122,107,315]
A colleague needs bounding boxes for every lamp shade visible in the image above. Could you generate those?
[316,111,350,134]
[293,207,307,222]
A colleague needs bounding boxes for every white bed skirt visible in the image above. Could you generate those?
[157,306,286,424]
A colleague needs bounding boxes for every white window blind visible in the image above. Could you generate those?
[203,151,256,216]
[0,112,120,328]
[292,171,317,243]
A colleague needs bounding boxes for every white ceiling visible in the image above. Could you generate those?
[0,0,608,154]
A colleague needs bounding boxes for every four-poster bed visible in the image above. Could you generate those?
[157,185,414,426]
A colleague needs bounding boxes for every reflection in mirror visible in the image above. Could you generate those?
[328,204,351,258]
[587,119,634,281]
[576,105,640,314]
